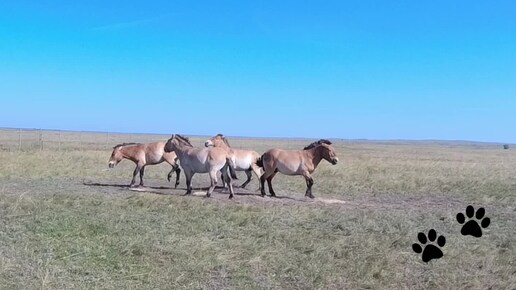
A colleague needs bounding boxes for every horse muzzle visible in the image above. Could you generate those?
[331,158,339,165]
[204,140,213,147]
[108,162,115,168]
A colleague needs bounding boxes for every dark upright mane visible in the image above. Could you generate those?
[113,142,140,150]
[175,134,193,147]
[214,133,231,147]
[303,139,332,150]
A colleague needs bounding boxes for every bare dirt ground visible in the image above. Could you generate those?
[79,177,513,216]
[2,169,508,215]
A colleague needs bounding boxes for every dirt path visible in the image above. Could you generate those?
[88,180,469,212]
[3,178,514,215]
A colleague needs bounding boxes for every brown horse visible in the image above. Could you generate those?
[204,134,262,189]
[256,139,338,198]
[164,134,238,199]
[108,142,181,188]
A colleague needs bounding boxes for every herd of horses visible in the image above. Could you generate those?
[108,134,339,199]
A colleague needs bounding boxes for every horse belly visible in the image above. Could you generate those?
[183,159,210,173]
[235,156,251,170]
[277,162,300,175]
[146,155,163,165]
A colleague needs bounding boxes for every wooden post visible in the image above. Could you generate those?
[39,129,43,151]
[19,128,22,150]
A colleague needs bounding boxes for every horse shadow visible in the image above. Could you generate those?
[216,189,309,202]
[82,182,177,190]
[83,182,309,202]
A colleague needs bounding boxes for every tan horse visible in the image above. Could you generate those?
[108,142,181,188]
[204,134,262,189]
[256,139,338,198]
[164,134,238,199]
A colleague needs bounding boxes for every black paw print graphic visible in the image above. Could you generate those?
[412,229,446,263]
[457,205,490,238]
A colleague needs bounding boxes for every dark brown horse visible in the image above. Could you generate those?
[256,139,338,198]
[108,142,180,188]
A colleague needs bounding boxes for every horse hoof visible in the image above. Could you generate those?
[206,193,211,198]
[229,194,234,199]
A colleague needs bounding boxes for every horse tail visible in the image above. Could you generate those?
[226,157,238,180]
[255,155,264,168]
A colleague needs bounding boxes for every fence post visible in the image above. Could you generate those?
[39,129,43,151]
[18,129,22,150]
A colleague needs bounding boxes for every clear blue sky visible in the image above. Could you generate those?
[1,1,515,142]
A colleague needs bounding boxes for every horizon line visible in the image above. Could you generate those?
[0,126,512,145]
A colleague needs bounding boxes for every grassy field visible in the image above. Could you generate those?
[1,131,515,289]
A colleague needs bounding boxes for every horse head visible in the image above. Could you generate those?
[319,143,339,165]
[205,133,230,148]
[108,143,138,168]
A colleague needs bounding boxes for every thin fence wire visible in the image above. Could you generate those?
[2,127,497,153]
[0,128,351,152]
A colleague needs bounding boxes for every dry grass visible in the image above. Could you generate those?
[1,131,515,289]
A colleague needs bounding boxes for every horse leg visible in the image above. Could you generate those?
[130,164,140,187]
[219,169,227,188]
[218,164,235,198]
[240,169,252,189]
[139,166,145,187]
[168,165,181,188]
[303,173,315,198]
[226,172,234,199]
[174,166,181,188]
[167,168,173,182]
[165,157,181,188]
[260,173,269,197]
[207,169,218,198]
[250,164,263,191]
[184,171,193,196]
[266,171,278,197]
